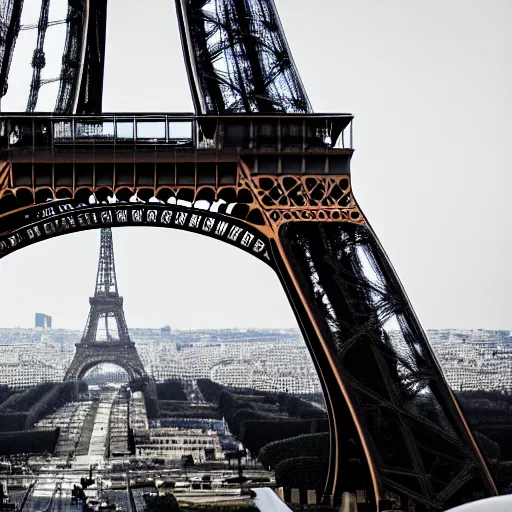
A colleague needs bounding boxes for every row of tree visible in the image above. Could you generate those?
[0,385,11,407]
[197,379,224,403]
[0,382,77,432]
[258,432,329,470]
[157,380,187,401]
[159,401,221,420]
[143,379,159,419]
[0,383,55,413]
[0,429,60,455]
[240,419,328,457]
[276,393,327,419]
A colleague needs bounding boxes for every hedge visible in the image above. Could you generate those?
[156,381,187,401]
[158,401,222,420]
[239,420,316,456]
[259,433,329,470]
[0,382,78,432]
[143,379,159,419]
[0,429,60,455]
[473,431,501,461]
[185,506,259,511]
[218,391,255,428]
[0,385,11,407]
[0,413,28,432]
[197,379,224,403]
[160,410,222,420]
[277,394,327,420]
[275,456,327,491]
[25,381,77,428]
[145,493,180,512]
[490,461,512,493]
[310,418,329,434]
[230,408,265,437]
[0,383,55,413]
[159,401,215,414]
[476,425,512,460]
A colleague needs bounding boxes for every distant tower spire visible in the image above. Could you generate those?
[95,227,119,296]
[64,228,147,382]
[81,227,129,344]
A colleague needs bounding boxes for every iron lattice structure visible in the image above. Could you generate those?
[64,227,147,382]
[178,0,311,113]
[0,0,499,510]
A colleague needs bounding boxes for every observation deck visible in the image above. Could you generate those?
[0,113,353,194]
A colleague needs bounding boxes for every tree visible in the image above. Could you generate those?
[197,379,224,403]
[156,380,187,401]
[259,432,329,469]
[275,456,327,492]
[239,420,314,457]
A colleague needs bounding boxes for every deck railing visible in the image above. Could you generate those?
[0,113,353,152]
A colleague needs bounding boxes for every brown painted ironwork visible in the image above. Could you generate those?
[0,116,498,510]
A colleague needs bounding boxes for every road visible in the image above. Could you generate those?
[252,488,292,512]
[87,389,117,465]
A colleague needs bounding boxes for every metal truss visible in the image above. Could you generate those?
[279,219,496,509]
[0,0,24,97]
[75,0,107,114]
[65,227,147,381]
[26,0,50,112]
[177,0,311,113]
[0,124,499,510]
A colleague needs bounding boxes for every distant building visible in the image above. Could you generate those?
[429,329,512,392]
[35,313,52,329]
[136,428,223,462]
[4,327,512,395]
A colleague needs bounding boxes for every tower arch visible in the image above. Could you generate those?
[65,350,145,383]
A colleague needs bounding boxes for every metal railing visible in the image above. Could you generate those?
[0,113,353,151]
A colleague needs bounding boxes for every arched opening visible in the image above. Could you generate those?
[82,363,129,387]
[0,225,335,509]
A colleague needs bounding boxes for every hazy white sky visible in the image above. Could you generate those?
[0,0,511,330]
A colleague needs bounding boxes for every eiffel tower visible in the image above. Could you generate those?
[0,0,499,509]
[64,228,147,382]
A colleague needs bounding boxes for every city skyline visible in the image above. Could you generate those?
[0,0,511,330]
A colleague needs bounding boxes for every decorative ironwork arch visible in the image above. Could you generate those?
[0,118,497,509]
[0,200,274,265]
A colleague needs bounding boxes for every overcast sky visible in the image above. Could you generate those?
[0,0,511,330]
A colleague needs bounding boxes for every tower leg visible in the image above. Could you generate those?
[273,221,496,510]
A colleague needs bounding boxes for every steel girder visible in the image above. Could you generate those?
[0,0,25,97]
[176,0,311,113]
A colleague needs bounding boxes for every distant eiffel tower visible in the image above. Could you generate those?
[64,228,147,382]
